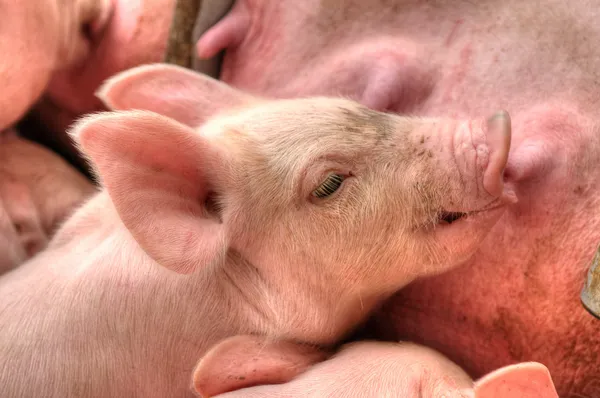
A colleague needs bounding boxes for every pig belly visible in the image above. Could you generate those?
[215,0,600,395]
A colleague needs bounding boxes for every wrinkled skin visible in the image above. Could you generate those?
[0,67,515,397]
[0,130,95,274]
[193,1,600,396]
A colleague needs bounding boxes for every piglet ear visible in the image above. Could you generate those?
[70,110,226,274]
[474,362,558,398]
[192,335,329,397]
[96,63,257,127]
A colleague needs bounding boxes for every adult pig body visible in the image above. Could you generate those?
[195,0,600,395]
[0,66,515,397]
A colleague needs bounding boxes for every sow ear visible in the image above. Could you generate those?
[96,63,257,127]
[474,362,558,398]
[192,335,330,397]
[70,110,226,274]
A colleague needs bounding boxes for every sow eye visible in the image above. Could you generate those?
[312,174,345,199]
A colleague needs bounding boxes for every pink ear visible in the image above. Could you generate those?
[70,110,226,274]
[474,362,558,398]
[192,335,329,397]
[96,63,256,127]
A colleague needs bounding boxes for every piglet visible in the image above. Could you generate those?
[193,336,558,398]
[0,65,515,397]
[0,129,95,274]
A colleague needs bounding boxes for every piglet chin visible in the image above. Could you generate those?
[433,177,517,260]
[432,204,508,267]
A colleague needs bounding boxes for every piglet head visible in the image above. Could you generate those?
[71,64,516,341]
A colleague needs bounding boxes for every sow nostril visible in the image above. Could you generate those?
[482,110,512,198]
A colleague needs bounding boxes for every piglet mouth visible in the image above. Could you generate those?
[435,200,507,226]
[437,211,468,225]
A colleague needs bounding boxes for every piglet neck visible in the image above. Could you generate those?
[219,253,387,346]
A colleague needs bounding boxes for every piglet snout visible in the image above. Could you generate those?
[482,110,512,200]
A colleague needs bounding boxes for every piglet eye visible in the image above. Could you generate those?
[312,174,345,199]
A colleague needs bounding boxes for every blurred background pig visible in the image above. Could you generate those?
[0,0,112,132]
[0,0,113,268]
[2,0,600,396]
[0,129,94,274]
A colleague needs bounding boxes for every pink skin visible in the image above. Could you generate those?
[0,0,176,134]
[0,65,512,397]
[0,0,114,131]
[0,0,175,177]
[5,0,597,393]
[191,336,558,398]
[46,0,176,119]
[0,130,95,274]
[193,0,600,396]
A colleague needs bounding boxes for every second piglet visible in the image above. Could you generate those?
[0,65,515,397]
[193,336,558,398]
